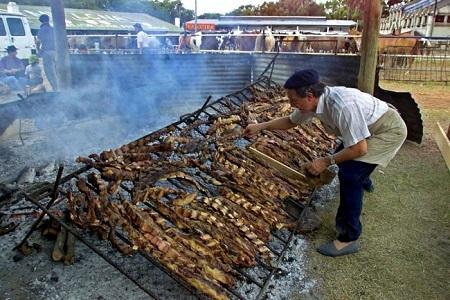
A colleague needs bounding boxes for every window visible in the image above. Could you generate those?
[435,15,445,23]
[6,18,25,36]
[0,18,6,36]
[447,16,450,23]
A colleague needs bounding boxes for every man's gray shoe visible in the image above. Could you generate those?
[317,241,359,257]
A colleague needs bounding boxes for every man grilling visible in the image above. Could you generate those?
[244,69,407,257]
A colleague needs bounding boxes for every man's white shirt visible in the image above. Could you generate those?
[137,31,149,48]
[289,86,388,147]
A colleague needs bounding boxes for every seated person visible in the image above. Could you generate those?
[0,81,11,96]
[0,45,26,91]
[25,55,45,95]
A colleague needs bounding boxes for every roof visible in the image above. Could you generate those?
[220,16,327,21]
[188,19,218,25]
[0,10,23,17]
[0,4,182,33]
[186,16,356,27]
[403,0,446,13]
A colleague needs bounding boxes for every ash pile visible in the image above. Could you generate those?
[1,77,337,300]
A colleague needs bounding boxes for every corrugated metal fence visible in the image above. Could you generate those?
[252,53,360,88]
[71,53,361,103]
[71,53,252,104]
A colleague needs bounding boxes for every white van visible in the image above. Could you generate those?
[0,10,36,59]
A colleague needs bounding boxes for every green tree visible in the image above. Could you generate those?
[227,5,258,16]
[227,0,324,16]
[321,0,365,22]
[199,13,221,19]
[0,0,194,24]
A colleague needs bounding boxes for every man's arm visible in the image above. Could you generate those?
[306,139,368,175]
[333,139,368,164]
[244,116,296,136]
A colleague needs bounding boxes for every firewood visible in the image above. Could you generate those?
[64,232,75,265]
[18,242,33,256]
[52,227,67,262]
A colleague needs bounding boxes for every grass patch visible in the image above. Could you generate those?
[290,85,450,299]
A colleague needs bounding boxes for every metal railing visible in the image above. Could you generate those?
[379,39,450,83]
[66,33,362,55]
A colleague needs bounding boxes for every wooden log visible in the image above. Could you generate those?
[50,0,71,89]
[435,122,450,171]
[52,226,67,262]
[42,227,59,238]
[64,232,75,265]
[358,0,381,95]
[18,242,33,256]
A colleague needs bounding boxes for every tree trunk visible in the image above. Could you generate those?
[358,0,381,95]
[50,0,71,90]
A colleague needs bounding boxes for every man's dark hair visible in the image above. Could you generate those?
[39,14,50,23]
[294,82,326,98]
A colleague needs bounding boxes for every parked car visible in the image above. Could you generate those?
[0,10,36,59]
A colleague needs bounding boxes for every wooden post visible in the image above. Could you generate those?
[358,0,381,95]
[50,0,71,90]
[435,122,450,171]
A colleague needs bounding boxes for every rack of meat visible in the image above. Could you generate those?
[19,76,335,299]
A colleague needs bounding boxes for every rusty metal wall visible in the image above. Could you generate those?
[70,53,253,107]
[252,53,361,87]
[70,53,361,103]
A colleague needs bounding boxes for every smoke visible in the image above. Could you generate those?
[19,53,252,161]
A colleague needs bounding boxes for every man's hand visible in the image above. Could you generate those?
[244,123,265,137]
[305,157,329,176]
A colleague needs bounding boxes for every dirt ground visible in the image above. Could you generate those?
[291,81,450,300]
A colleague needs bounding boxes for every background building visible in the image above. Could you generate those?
[185,16,356,33]
[0,3,182,35]
[380,0,450,37]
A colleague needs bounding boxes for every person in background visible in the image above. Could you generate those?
[0,81,10,96]
[133,23,149,54]
[78,44,88,54]
[36,14,57,90]
[0,45,26,91]
[178,32,191,53]
[25,55,45,95]
[165,37,174,52]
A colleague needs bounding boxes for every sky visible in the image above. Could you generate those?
[181,0,327,15]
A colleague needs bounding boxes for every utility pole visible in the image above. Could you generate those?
[194,0,198,33]
[357,0,381,95]
[50,0,71,90]
[429,0,438,36]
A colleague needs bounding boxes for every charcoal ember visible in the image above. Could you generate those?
[32,243,42,252]
[16,167,36,185]
[50,271,59,282]
[296,207,322,233]
[36,161,56,176]
[13,253,24,262]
